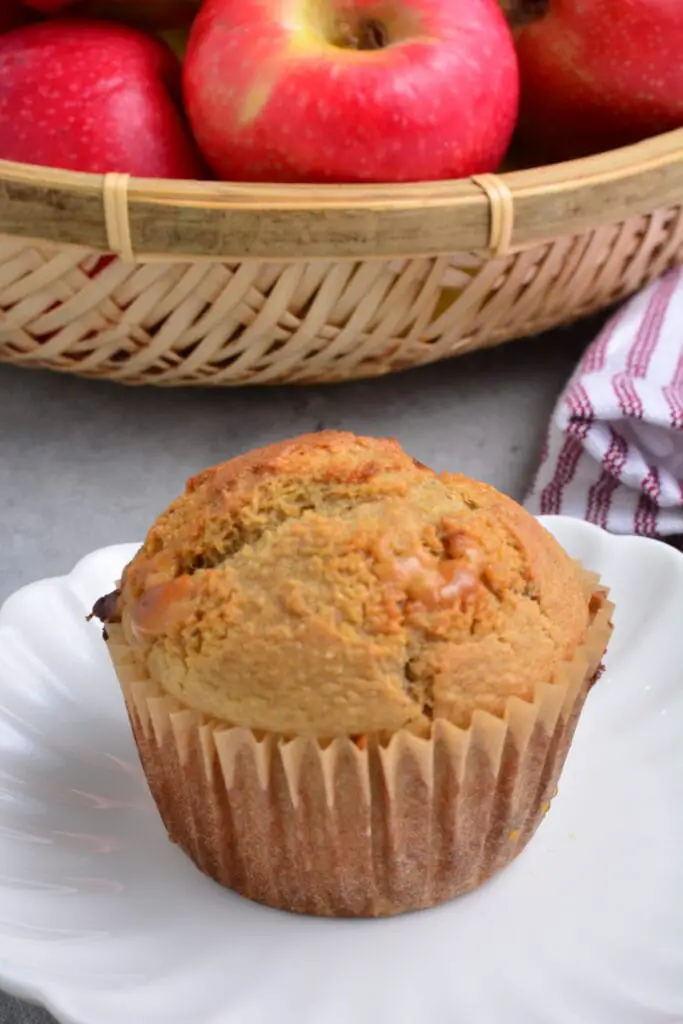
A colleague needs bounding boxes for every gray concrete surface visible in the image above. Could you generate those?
[0,321,596,1024]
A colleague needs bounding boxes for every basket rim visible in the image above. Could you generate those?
[1,127,683,260]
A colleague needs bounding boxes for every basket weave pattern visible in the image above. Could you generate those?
[2,129,683,385]
[2,204,682,385]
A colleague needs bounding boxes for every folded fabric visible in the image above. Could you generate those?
[525,268,683,536]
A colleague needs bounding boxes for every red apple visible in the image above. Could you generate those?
[183,0,519,184]
[0,20,206,177]
[514,0,683,161]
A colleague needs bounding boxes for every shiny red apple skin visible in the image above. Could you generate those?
[0,20,206,177]
[515,0,683,161]
[183,0,519,183]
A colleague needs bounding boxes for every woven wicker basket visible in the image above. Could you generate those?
[1,128,683,386]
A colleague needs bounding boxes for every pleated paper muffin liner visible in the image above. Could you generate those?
[104,569,613,918]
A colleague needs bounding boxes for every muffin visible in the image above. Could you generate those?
[93,431,613,917]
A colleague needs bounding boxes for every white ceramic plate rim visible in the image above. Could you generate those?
[1,516,682,1024]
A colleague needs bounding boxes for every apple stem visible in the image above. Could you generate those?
[335,16,389,50]
[357,18,389,50]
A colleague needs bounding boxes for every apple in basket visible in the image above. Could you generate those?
[183,0,519,183]
[513,0,683,160]
[0,20,206,177]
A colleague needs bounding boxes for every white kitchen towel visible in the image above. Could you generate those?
[525,267,683,536]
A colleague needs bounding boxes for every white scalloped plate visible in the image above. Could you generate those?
[0,517,682,1024]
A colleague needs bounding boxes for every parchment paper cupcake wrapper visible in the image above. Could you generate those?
[106,568,613,917]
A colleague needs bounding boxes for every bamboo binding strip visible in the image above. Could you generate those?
[2,128,683,261]
[100,171,516,263]
[470,174,515,258]
[1,128,683,385]
[103,173,135,265]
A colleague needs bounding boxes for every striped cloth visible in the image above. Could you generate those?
[525,268,683,536]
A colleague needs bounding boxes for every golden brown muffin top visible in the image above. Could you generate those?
[106,431,591,736]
